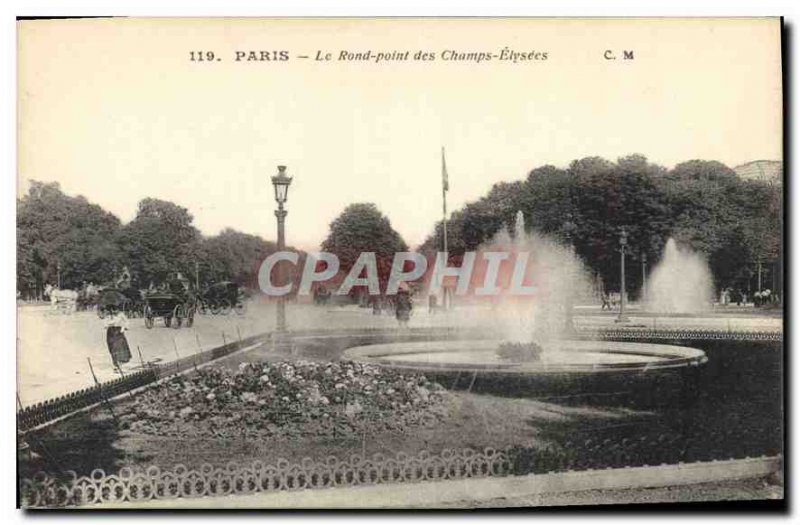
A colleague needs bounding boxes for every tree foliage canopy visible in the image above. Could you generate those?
[17,182,122,292]
[321,203,408,291]
[420,155,781,293]
[16,183,292,297]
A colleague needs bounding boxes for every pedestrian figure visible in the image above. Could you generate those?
[600,293,611,310]
[371,295,382,315]
[104,306,132,373]
[169,271,189,295]
[395,289,412,327]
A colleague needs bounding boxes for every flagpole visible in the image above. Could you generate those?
[441,146,449,310]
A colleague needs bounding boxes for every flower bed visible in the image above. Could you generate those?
[120,360,448,440]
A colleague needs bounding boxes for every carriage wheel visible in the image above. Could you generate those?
[185,306,195,328]
[233,301,246,315]
[219,299,232,316]
[172,305,184,329]
[144,306,154,329]
[164,315,172,328]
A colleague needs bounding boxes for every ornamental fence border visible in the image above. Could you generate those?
[590,329,783,342]
[20,439,782,508]
[21,447,512,508]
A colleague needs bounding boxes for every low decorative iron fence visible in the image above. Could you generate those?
[17,334,264,432]
[591,329,782,342]
[17,369,158,431]
[20,436,782,508]
[20,447,512,507]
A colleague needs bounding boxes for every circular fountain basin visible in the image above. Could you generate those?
[343,339,707,375]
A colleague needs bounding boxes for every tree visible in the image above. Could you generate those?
[418,154,784,296]
[199,229,276,288]
[117,198,202,288]
[567,155,671,292]
[657,160,741,254]
[658,160,781,290]
[522,165,576,241]
[16,183,314,298]
[17,181,122,295]
[321,203,408,294]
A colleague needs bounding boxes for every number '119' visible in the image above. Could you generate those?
[190,51,217,62]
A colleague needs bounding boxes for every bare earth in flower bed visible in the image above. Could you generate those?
[122,361,450,437]
[114,389,557,471]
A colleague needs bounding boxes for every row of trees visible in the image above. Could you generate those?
[17,181,290,297]
[419,155,782,294]
[17,154,782,300]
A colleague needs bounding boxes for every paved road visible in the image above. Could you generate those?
[16,301,782,406]
[17,301,275,406]
[17,301,435,405]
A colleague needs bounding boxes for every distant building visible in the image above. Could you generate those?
[733,160,782,185]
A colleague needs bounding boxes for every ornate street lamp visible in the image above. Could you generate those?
[641,251,648,302]
[271,165,293,332]
[616,228,630,323]
[562,216,578,334]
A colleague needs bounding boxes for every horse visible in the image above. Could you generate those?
[44,284,79,314]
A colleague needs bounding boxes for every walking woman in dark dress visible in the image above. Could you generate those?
[104,306,132,372]
[395,288,412,327]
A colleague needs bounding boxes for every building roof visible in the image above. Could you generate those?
[733,160,782,184]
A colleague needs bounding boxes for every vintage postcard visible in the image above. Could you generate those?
[16,17,783,509]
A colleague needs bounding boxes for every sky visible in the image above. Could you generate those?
[17,18,783,250]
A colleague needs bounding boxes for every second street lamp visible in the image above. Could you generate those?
[641,251,647,302]
[271,165,293,332]
[562,216,577,334]
[616,228,630,323]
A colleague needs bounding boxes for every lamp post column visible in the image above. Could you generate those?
[641,252,647,303]
[271,164,292,334]
[275,204,287,332]
[616,229,630,323]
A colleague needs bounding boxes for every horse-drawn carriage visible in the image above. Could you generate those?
[44,284,78,314]
[198,281,246,315]
[96,287,144,318]
[143,291,196,329]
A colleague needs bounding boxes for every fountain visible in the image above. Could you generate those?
[645,238,713,314]
[344,213,707,389]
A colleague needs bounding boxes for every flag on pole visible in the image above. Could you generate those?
[441,146,449,192]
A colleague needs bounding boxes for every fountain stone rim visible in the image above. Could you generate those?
[342,339,708,375]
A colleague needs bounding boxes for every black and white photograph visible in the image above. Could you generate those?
[14,16,784,510]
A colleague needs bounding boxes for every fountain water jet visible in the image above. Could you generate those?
[343,215,708,390]
[474,211,591,358]
[645,238,713,314]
